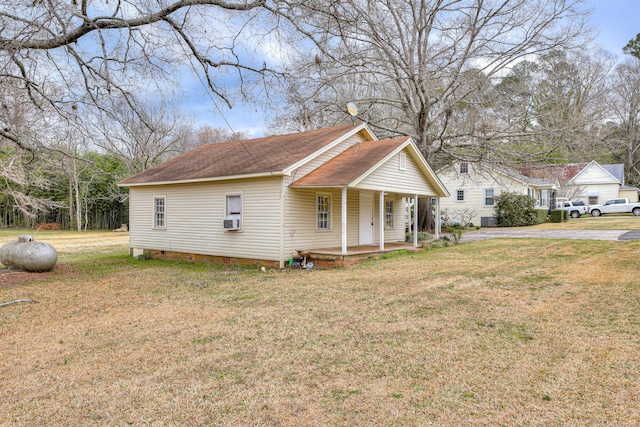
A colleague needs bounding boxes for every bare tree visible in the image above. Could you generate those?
[195,126,251,145]
[493,48,614,164]
[272,0,591,164]
[270,0,590,231]
[607,58,640,186]
[91,98,194,174]
[0,0,290,216]
[0,1,277,130]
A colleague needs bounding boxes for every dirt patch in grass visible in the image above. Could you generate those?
[0,264,73,289]
[1,232,640,425]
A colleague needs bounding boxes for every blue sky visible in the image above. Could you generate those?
[188,1,640,137]
[586,0,638,54]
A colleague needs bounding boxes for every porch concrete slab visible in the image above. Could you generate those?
[459,229,631,242]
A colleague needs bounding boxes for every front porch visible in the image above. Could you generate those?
[297,241,421,269]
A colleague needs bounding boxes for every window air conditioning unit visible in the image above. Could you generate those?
[223,215,242,230]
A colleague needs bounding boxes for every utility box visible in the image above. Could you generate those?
[481,216,496,227]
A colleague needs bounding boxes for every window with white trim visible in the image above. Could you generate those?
[317,194,331,230]
[385,199,394,228]
[484,189,495,206]
[456,189,465,202]
[154,196,166,228]
[460,162,469,174]
[226,194,242,215]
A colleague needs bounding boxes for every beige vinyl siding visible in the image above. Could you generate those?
[356,150,437,196]
[284,188,353,252]
[581,184,620,204]
[572,165,620,185]
[571,165,621,204]
[129,177,283,261]
[283,189,405,254]
[620,189,639,203]
[375,194,406,243]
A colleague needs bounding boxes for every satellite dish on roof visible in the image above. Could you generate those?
[346,102,358,117]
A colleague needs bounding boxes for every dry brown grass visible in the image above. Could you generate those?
[1,231,640,425]
[532,215,640,230]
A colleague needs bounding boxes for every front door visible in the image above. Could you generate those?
[359,191,374,245]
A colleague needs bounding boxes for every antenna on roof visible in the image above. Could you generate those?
[346,102,358,125]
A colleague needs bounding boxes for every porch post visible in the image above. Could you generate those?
[342,187,348,255]
[413,194,419,248]
[434,197,440,240]
[379,191,385,251]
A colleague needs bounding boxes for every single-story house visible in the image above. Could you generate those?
[554,161,639,204]
[118,123,449,268]
[437,162,557,227]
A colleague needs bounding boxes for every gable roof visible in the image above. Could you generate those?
[292,137,449,196]
[439,162,557,189]
[601,164,624,183]
[119,123,372,186]
[569,160,621,185]
[291,137,408,187]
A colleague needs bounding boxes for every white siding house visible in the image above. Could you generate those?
[437,162,557,227]
[119,123,449,268]
[561,161,638,204]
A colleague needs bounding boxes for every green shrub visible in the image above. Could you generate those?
[549,210,564,223]
[444,223,463,244]
[405,231,432,242]
[535,209,548,224]
[494,192,538,227]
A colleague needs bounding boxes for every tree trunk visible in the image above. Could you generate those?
[417,198,434,233]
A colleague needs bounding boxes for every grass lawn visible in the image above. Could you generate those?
[1,226,639,425]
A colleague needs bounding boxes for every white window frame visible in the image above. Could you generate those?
[225,193,243,216]
[385,199,394,228]
[316,193,331,231]
[456,189,466,202]
[460,162,469,174]
[399,152,407,171]
[484,189,495,206]
[153,196,166,229]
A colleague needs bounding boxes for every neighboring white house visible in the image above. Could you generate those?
[437,162,557,227]
[119,123,449,268]
[557,161,639,204]
[438,160,640,227]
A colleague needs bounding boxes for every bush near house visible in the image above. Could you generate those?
[550,209,569,223]
[535,209,549,224]
[494,192,538,227]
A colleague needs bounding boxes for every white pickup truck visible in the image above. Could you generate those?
[554,200,588,218]
[588,198,640,217]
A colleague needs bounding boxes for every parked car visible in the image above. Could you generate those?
[588,198,640,217]
[554,200,588,218]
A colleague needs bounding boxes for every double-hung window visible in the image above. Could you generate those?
[484,189,495,206]
[460,162,469,174]
[456,190,466,202]
[154,196,166,228]
[317,194,331,230]
[385,199,394,228]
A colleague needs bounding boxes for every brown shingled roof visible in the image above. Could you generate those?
[119,123,365,185]
[291,137,409,187]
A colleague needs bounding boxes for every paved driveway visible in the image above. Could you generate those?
[459,228,636,242]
